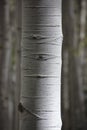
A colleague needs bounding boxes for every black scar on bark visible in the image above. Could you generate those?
[18,102,25,113]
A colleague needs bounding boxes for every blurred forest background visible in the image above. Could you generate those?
[0,0,87,130]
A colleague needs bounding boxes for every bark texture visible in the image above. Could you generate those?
[0,0,10,129]
[19,0,63,130]
[15,0,22,129]
[0,1,6,129]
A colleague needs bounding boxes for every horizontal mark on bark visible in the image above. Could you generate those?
[26,109,59,113]
[22,37,61,40]
[22,35,62,40]
[22,43,61,46]
[22,54,60,61]
[23,15,61,17]
[23,24,61,27]
[21,60,61,64]
[21,96,59,99]
[23,75,59,78]
[23,30,60,32]
[22,41,62,45]
[24,6,59,8]
[43,126,60,128]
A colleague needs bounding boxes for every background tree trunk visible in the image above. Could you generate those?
[62,0,86,130]
[0,0,11,129]
[15,0,22,129]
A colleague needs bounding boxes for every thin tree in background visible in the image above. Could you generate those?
[15,0,22,130]
[19,0,63,130]
[83,0,87,120]
[62,0,86,130]
[62,0,70,129]
[0,0,11,130]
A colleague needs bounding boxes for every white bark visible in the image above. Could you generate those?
[19,0,63,130]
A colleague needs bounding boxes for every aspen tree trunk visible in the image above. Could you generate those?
[83,1,87,120]
[79,0,87,95]
[62,0,70,129]
[19,0,63,130]
[0,0,11,130]
[67,0,86,129]
[15,0,22,129]
[0,1,6,129]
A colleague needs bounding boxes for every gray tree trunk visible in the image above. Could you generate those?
[15,0,22,129]
[19,0,63,130]
[68,0,86,129]
[0,1,6,129]
[62,0,70,129]
[62,0,86,130]
[0,0,11,130]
